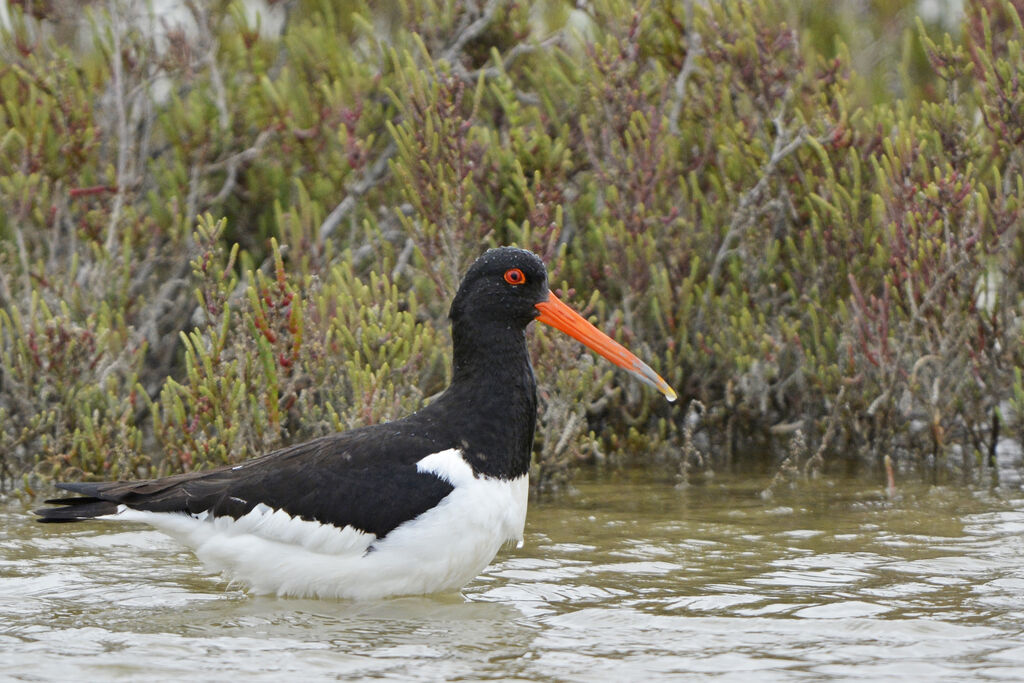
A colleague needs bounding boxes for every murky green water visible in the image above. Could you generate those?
[4,473,1024,680]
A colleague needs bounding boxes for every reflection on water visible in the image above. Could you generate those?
[4,473,1024,680]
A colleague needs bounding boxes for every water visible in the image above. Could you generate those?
[4,473,1024,681]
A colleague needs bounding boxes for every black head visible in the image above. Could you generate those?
[448,246,678,402]
[449,247,549,327]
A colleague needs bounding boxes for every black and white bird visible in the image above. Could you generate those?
[36,247,676,599]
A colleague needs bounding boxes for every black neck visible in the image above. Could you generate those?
[423,319,537,479]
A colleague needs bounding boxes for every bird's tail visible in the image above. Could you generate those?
[34,482,119,522]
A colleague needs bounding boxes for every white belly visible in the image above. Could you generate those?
[109,449,529,600]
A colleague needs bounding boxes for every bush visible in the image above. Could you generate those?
[1,0,1022,494]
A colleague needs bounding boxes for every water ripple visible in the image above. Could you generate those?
[5,476,1024,680]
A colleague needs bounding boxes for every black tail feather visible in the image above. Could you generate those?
[35,482,125,522]
[51,481,112,497]
[34,496,119,522]
[33,474,215,523]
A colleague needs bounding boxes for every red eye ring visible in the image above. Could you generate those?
[503,268,526,285]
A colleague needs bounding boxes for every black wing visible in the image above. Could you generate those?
[34,425,455,539]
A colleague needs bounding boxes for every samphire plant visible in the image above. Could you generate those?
[1,0,1022,496]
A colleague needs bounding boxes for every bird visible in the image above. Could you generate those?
[35,247,676,599]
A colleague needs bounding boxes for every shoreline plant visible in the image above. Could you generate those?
[1,0,1022,496]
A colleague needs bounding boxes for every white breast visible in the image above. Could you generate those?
[109,449,529,600]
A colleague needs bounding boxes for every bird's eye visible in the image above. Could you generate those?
[503,268,526,285]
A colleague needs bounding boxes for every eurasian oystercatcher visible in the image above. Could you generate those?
[35,247,676,599]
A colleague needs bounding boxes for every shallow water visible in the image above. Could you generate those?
[4,473,1024,681]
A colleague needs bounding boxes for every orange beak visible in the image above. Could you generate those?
[535,292,677,402]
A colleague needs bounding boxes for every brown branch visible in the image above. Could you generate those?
[317,141,396,245]
[707,116,808,288]
[206,130,274,204]
[105,4,131,253]
[442,0,503,67]
[668,0,703,136]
